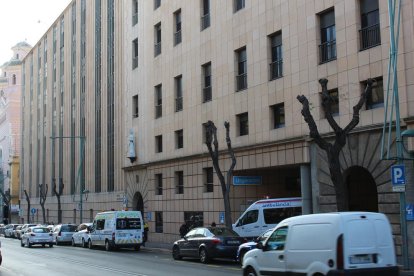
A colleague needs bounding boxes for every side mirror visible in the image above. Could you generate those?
[256,241,264,250]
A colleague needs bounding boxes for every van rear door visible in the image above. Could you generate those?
[115,217,143,245]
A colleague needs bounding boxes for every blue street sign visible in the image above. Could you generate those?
[233,176,262,185]
[407,204,414,221]
[391,165,406,185]
[219,212,225,224]
[30,208,37,214]
[146,212,152,221]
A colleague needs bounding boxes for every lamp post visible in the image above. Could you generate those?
[50,136,86,223]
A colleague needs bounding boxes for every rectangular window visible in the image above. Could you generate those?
[203,167,214,193]
[155,84,162,118]
[237,112,249,136]
[155,211,163,233]
[175,171,184,194]
[359,0,380,50]
[201,0,210,30]
[132,94,138,118]
[155,174,163,195]
[319,9,336,63]
[175,75,183,112]
[154,0,161,10]
[184,212,204,228]
[325,89,339,116]
[364,77,384,110]
[174,10,182,46]
[132,0,138,25]
[234,0,245,12]
[154,23,162,56]
[202,122,209,143]
[132,38,138,69]
[269,32,283,80]
[155,135,163,153]
[175,129,184,149]
[236,47,247,91]
[271,103,285,129]
[202,62,212,102]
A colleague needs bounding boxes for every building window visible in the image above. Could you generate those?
[364,77,384,110]
[132,94,138,118]
[202,62,212,102]
[12,74,17,85]
[269,32,283,80]
[154,0,161,10]
[155,211,163,233]
[319,9,336,64]
[155,174,163,195]
[132,0,138,26]
[175,75,183,112]
[271,103,285,129]
[201,0,210,30]
[202,122,209,143]
[235,47,247,91]
[132,38,138,69]
[324,89,339,117]
[234,0,245,12]
[237,112,249,136]
[174,10,182,46]
[175,129,183,149]
[359,0,380,50]
[175,171,184,194]
[155,84,162,118]
[155,135,163,153]
[154,23,161,56]
[184,212,204,228]
[203,167,213,193]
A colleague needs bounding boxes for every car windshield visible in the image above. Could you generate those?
[116,218,141,230]
[33,228,49,233]
[61,225,77,232]
[207,227,239,237]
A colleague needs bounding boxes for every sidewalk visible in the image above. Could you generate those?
[142,241,171,253]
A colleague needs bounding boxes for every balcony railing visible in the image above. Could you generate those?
[155,104,162,118]
[201,14,210,30]
[236,73,247,91]
[359,24,381,51]
[154,42,161,56]
[132,56,138,69]
[319,40,336,64]
[174,30,182,45]
[269,59,283,80]
[132,13,138,26]
[203,86,212,103]
[175,97,183,112]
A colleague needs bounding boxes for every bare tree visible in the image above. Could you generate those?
[0,188,11,223]
[39,183,48,224]
[52,178,64,223]
[205,121,237,228]
[297,78,373,211]
[24,189,31,223]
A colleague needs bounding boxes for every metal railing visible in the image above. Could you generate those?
[132,13,138,26]
[174,30,182,45]
[154,42,161,56]
[319,40,336,64]
[175,97,183,112]
[203,86,212,102]
[201,14,210,30]
[155,104,162,118]
[269,59,283,80]
[236,73,247,91]
[359,24,381,50]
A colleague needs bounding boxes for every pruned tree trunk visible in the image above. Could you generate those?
[39,184,48,224]
[24,189,31,223]
[205,121,237,228]
[0,189,11,223]
[52,178,64,223]
[297,78,373,211]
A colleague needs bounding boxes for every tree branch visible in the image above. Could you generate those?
[320,78,342,134]
[224,121,237,191]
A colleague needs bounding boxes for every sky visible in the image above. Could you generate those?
[0,0,72,65]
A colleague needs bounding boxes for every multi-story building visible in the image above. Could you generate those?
[20,0,413,265]
[0,41,31,223]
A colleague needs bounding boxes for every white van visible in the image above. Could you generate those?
[243,212,399,276]
[87,210,144,251]
[232,197,302,238]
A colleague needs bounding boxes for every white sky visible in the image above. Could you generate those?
[0,0,72,65]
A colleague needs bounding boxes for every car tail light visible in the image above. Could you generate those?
[112,232,115,241]
[30,233,36,236]
[336,234,344,270]
[49,233,53,236]
[212,238,221,245]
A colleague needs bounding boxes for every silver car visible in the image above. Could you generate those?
[53,224,78,245]
[21,227,54,248]
[72,223,92,247]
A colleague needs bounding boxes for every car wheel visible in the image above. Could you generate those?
[105,240,112,251]
[239,250,247,265]
[72,238,76,247]
[27,239,32,248]
[134,245,140,251]
[172,246,182,260]
[42,244,46,248]
[56,240,60,246]
[82,238,87,248]
[49,243,53,248]
[199,248,210,264]
[88,239,93,249]
[244,267,257,276]
[20,239,24,247]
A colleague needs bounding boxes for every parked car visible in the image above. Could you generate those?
[172,226,246,264]
[4,224,20,238]
[13,225,23,239]
[236,228,274,264]
[0,224,5,236]
[20,224,39,239]
[53,224,78,245]
[72,223,92,247]
[242,212,399,276]
[21,226,54,248]
[0,241,2,265]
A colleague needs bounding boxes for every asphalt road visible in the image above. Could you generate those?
[0,237,241,276]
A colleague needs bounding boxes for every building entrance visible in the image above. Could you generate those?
[345,166,378,212]
[132,192,144,214]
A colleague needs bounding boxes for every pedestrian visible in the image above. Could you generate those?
[211,221,216,227]
[143,221,149,246]
[179,221,189,238]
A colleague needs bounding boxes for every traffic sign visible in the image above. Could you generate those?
[391,165,406,185]
[30,208,36,214]
[219,212,225,224]
[407,204,414,221]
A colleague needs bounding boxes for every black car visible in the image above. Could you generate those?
[172,226,246,263]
